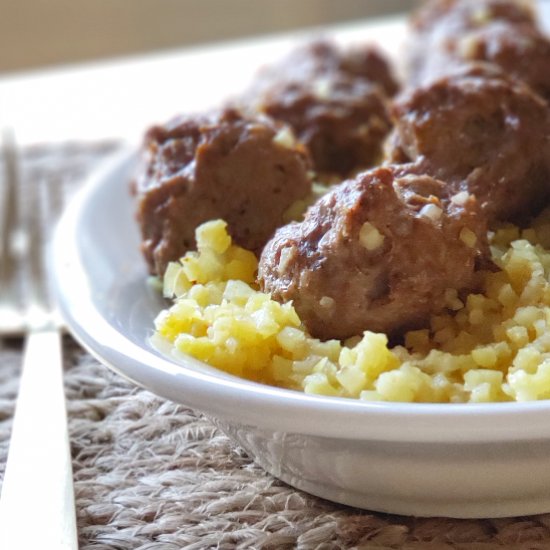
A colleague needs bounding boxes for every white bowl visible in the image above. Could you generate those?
[52,148,550,519]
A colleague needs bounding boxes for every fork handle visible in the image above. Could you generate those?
[0,328,78,549]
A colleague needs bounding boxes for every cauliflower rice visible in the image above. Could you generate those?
[152,214,550,403]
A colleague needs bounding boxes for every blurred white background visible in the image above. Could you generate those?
[0,0,416,73]
[3,0,548,145]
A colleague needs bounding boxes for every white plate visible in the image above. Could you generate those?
[52,147,550,519]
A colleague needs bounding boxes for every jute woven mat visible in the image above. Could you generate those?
[1,143,550,549]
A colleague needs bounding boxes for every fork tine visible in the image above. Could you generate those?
[1,128,18,250]
[25,174,50,318]
[0,129,19,286]
[14,144,67,329]
[34,172,65,324]
[0,129,23,332]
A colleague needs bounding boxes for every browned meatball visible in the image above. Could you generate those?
[134,108,312,275]
[407,0,538,85]
[259,166,489,341]
[409,19,550,102]
[246,40,397,178]
[252,40,399,98]
[411,0,536,34]
[454,22,550,102]
[387,65,550,223]
[257,76,391,178]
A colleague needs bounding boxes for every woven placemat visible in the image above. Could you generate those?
[1,143,550,549]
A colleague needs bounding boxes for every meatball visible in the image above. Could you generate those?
[246,40,397,178]
[407,0,538,85]
[454,22,550,102]
[251,40,399,98]
[387,65,550,223]
[134,108,312,275]
[256,75,392,178]
[259,166,489,341]
[409,18,550,102]
[411,0,536,35]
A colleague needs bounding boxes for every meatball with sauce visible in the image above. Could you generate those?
[411,0,536,35]
[246,40,397,178]
[251,40,398,98]
[453,22,550,103]
[259,166,489,341]
[387,65,550,223]
[257,75,392,179]
[134,108,312,275]
[407,0,537,84]
[408,15,550,102]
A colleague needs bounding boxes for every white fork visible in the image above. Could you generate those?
[0,131,78,549]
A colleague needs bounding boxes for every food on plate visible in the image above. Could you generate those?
[258,166,489,340]
[406,0,542,88]
[415,21,550,101]
[249,39,398,97]
[386,65,550,223]
[133,107,312,275]
[153,214,550,402]
[136,0,550,403]
[411,0,536,35]
[244,40,397,178]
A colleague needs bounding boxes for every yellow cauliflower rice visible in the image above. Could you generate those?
[152,214,550,403]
